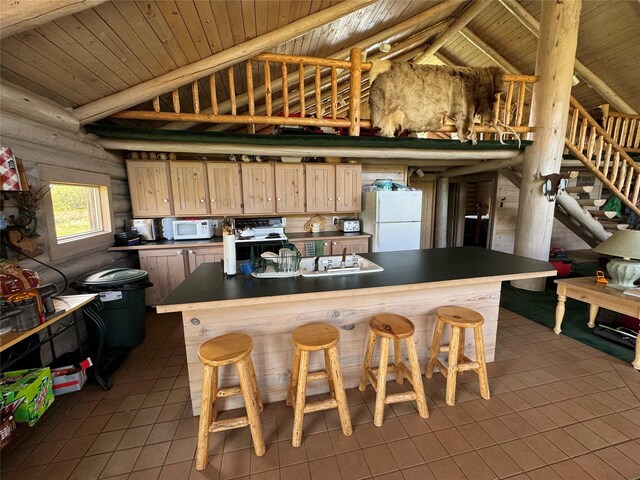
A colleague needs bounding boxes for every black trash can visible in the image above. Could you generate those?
[74,268,152,348]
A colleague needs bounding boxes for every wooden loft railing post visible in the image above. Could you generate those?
[315,66,322,118]
[348,47,362,136]
[331,67,338,119]
[298,64,305,118]
[282,63,289,117]
[228,67,236,115]
[209,74,218,115]
[153,96,160,113]
[192,81,200,114]
[264,61,272,116]
[172,89,180,114]
[246,62,255,115]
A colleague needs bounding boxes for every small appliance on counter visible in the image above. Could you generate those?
[338,217,361,232]
[125,219,162,241]
[172,219,216,240]
[114,231,140,246]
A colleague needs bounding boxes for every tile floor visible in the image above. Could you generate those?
[1,308,639,480]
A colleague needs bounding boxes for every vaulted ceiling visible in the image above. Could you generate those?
[1,0,639,128]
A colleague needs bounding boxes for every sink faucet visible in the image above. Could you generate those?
[341,248,347,268]
[314,256,320,272]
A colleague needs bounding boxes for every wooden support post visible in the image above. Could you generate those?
[264,61,272,116]
[331,67,338,119]
[435,177,449,248]
[246,62,254,116]
[228,67,236,115]
[192,81,200,114]
[171,89,180,114]
[348,48,362,136]
[282,63,289,117]
[512,0,582,292]
[209,74,218,115]
[298,64,305,118]
[315,66,322,118]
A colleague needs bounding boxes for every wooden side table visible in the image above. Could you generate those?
[554,277,640,369]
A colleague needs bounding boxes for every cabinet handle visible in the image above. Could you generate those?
[211,198,216,202]
[333,241,337,246]
[267,197,272,202]
[277,197,281,202]
[200,198,205,203]
[177,250,182,255]
[328,197,332,201]
[337,197,341,201]
[163,198,169,203]
[189,250,194,254]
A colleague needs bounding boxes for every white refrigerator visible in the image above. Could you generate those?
[361,190,423,252]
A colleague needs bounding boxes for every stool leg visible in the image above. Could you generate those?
[405,336,429,419]
[426,319,444,379]
[237,358,265,456]
[327,345,353,436]
[287,347,301,407]
[292,349,310,448]
[359,329,376,391]
[325,349,336,398]
[247,356,263,412]
[393,339,403,384]
[373,337,390,427]
[196,365,216,470]
[473,325,491,400]
[445,327,461,406]
[458,328,466,366]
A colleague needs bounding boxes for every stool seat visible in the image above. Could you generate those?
[370,314,415,339]
[198,332,253,366]
[437,306,483,327]
[359,314,429,426]
[292,323,339,351]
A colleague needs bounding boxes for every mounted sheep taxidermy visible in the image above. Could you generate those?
[368,61,505,144]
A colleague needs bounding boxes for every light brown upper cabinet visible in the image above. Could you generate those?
[305,164,336,213]
[169,162,208,216]
[127,161,172,217]
[206,163,243,215]
[335,164,362,212]
[241,163,275,214]
[274,164,305,213]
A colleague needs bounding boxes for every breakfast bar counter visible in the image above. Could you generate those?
[157,247,555,414]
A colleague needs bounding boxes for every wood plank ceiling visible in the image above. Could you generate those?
[1,0,639,127]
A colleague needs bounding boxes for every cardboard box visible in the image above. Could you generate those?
[51,366,87,396]
[0,368,54,426]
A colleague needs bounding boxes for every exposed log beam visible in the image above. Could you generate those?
[499,0,638,114]
[0,0,106,39]
[95,138,522,161]
[414,0,492,64]
[0,81,79,132]
[439,155,524,177]
[73,0,378,125]
[159,0,463,130]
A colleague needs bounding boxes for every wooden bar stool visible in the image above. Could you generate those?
[287,323,352,447]
[359,314,429,427]
[425,306,490,406]
[195,333,265,470]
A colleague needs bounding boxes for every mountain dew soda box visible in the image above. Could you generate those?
[0,368,54,426]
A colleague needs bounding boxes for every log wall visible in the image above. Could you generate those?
[0,110,134,363]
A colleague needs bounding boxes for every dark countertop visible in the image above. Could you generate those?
[157,247,556,312]
[108,231,370,251]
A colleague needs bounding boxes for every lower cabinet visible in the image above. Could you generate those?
[139,245,224,306]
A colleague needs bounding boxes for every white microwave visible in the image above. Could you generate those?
[172,220,216,240]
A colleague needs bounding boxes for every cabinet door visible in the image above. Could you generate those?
[139,249,188,306]
[241,163,275,214]
[335,164,362,212]
[207,163,243,215]
[305,164,335,212]
[330,238,369,255]
[127,161,172,217]
[170,162,208,215]
[275,164,305,213]
[187,247,224,273]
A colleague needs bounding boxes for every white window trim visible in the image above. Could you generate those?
[40,165,114,261]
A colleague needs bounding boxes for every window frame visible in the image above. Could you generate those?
[40,165,114,260]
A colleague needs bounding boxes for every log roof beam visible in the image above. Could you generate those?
[0,0,106,39]
[498,0,638,114]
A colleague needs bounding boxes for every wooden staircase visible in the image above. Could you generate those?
[564,97,640,218]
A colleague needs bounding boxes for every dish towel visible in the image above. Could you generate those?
[304,240,325,256]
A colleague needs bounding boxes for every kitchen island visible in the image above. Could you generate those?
[157,247,555,414]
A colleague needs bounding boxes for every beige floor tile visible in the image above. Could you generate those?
[165,436,197,464]
[309,456,342,480]
[386,438,424,469]
[543,428,589,458]
[336,450,372,479]
[354,421,385,448]
[401,464,436,480]
[500,438,545,471]
[434,427,473,456]
[378,416,408,443]
[477,444,522,479]
[249,442,279,474]
[427,457,467,480]
[362,444,398,477]
[411,433,448,463]
[452,451,497,480]
[563,423,609,451]
[219,449,251,480]
[280,462,311,480]
[304,431,334,460]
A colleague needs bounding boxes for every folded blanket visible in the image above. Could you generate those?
[305,240,325,256]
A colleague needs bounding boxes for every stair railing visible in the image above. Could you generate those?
[603,109,640,154]
[565,97,640,216]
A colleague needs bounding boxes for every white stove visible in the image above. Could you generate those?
[234,217,287,243]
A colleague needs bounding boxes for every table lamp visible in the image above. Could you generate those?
[593,230,640,289]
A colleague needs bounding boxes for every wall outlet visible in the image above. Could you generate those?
[333,216,339,225]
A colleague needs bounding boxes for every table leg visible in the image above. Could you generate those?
[588,304,599,328]
[554,294,566,334]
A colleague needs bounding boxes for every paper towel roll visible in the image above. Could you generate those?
[223,234,237,275]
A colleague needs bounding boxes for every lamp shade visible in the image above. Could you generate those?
[593,230,640,260]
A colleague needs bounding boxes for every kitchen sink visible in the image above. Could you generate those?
[299,255,384,277]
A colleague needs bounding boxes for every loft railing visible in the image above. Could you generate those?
[110,49,538,138]
[565,97,640,216]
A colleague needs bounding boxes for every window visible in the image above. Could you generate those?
[40,165,113,259]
